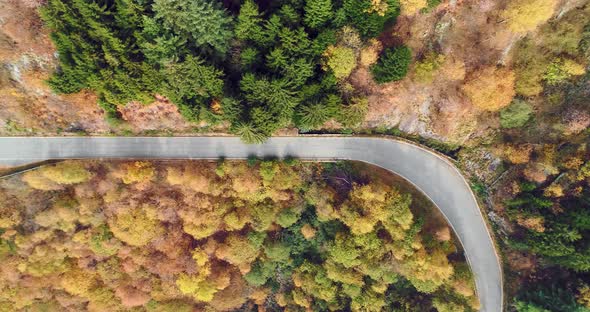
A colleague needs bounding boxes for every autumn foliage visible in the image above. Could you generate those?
[462,67,516,111]
[0,160,476,311]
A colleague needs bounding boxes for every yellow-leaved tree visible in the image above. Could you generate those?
[22,161,92,190]
[400,0,427,16]
[108,205,163,246]
[502,0,557,33]
[462,67,515,111]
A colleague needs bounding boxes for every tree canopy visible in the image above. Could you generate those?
[0,160,477,311]
[41,0,406,142]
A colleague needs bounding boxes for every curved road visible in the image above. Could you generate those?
[0,136,502,311]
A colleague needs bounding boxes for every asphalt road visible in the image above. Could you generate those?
[0,136,502,311]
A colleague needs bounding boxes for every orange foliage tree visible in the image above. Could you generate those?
[462,67,516,111]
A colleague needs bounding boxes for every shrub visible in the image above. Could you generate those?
[413,53,445,83]
[371,46,412,83]
[500,100,533,128]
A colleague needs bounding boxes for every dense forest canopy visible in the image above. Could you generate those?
[0,160,477,311]
[40,0,412,142]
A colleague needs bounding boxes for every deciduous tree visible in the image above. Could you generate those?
[462,67,515,111]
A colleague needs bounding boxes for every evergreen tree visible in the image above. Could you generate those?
[371,46,412,83]
[342,0,400,38]
[304,0,333,30]
[232,122,268,144]
[151,0,234,55]
[162,56,225,121]
[297,104,331,130]
[235,0,264,43]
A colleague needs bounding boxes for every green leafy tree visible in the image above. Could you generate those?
[500,100,533,128]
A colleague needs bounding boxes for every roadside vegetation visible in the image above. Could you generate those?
[0,160,476,311]
[40,0,412,142]
[457,4,590,311]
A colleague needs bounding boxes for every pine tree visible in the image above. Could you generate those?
[297,103,331,130]
[152,0,233,55]
[304,0,333,29]
[162,56,225,108]
[235,0,264,43]
[232,122,268,144]
[371,46,412,83]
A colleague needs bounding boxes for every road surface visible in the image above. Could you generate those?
[0,136,502,312]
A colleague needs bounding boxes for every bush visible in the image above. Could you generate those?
[413,53,445,83]
[371,46,412,83]
[500,100,533,128]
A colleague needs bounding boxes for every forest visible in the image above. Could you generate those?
[461,4,590,312]
[39,0,412,142]
[1,0,590,310]
[0,160,477,311]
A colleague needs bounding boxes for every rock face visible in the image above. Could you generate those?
[353,0,526,144]
[0,0,571,141]
[0,0,204,135]
[0,0,110,135]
